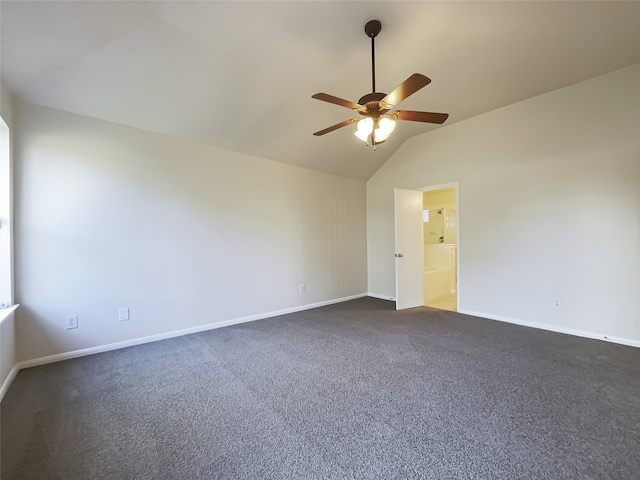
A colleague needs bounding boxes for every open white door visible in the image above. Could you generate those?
[394,188,424,310]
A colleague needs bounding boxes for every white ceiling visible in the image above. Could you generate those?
[2,1,639,181]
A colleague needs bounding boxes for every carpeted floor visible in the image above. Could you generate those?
[2,297,640,479]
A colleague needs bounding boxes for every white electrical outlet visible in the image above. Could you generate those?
[299,284,305,293]
[65,314,78,330]
[119,307,130,322]
[552,298,562,308]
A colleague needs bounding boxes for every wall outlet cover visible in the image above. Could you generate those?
[119,308,130,321]
[66,314,78,329]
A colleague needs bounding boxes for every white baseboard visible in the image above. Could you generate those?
[0,364,19,401]
[367,292,395,301]
[18,293,369,370]
[458,309,640,349]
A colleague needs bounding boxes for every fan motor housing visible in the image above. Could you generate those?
[358,92,390,117]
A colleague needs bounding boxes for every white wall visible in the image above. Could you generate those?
[14,103,367,362]
[368,65,640,343]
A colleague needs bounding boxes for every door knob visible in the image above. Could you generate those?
[395,253,404,258]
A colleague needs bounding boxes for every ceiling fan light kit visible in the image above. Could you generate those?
[354,116,396,143]
[312,20,449,150]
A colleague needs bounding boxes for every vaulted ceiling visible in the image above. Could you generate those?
[2,1,639,181]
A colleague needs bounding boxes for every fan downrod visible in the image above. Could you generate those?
[365,20,382,94]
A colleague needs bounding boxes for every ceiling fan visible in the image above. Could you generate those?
[312,20,449,149]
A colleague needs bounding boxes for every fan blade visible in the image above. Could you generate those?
[313,118,359,136]
[312,93,361,110]
[394,110,449,124]
[381,74,431,108]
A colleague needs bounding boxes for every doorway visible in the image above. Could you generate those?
[394,183,459,312]
[420,184,458,312]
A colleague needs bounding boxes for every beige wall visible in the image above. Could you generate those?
[367,65,640,343]
[423,189,455,207]
[14,103,367,362]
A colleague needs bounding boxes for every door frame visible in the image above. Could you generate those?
[416,182,460,311]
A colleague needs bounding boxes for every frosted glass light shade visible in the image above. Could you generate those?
[374,117,396,142]
[354,118,374,142]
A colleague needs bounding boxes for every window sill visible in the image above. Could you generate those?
[0,304,19,326]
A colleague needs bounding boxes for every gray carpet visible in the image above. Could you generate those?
[2,297,639,479]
